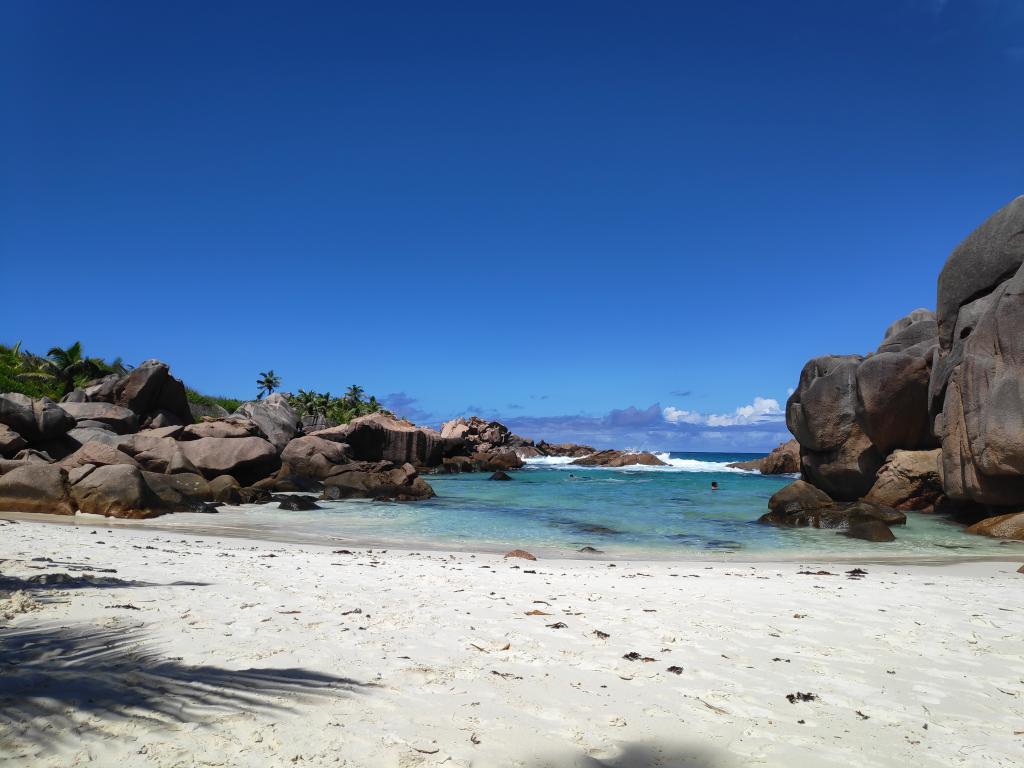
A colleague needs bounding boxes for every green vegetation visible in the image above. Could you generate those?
[256,370,281,399]
[1,342,389,429]
[0,340,128,400]
[184,388,245,414]
[288,387,391,427]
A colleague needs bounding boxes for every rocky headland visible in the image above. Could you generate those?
[0,366,619,519]
[762,195,1024,543]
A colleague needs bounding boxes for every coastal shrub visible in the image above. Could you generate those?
[185,388,244,413]
[288,387,392,428]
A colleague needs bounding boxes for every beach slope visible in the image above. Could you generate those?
[1,519,1021,767]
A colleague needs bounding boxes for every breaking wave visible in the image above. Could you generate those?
[522,453,753,473]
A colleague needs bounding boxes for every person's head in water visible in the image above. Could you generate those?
[569,473,575,479]
[711,481,718,491]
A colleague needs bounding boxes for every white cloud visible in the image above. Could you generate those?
[663,396,784,427]
[662,406,705,424]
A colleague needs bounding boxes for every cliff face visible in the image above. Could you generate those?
[785,196,1024,524]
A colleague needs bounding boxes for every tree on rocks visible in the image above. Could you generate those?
[256,370,282,400]
[19,342,104,397]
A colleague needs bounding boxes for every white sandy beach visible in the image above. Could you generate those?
[1,515,1022,768]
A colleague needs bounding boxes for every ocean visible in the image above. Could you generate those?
[142,452,1024,561]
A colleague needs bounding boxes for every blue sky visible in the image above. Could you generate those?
[2,1,1022,451]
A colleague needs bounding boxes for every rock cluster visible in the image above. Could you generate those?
[758,480,905,541]
[436,416,527,473]
[774,195,1024,541]
[0,370,436,518]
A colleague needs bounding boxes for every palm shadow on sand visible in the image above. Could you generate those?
[0,623,374,751]
[531,742,737,768]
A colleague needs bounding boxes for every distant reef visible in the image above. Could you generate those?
[762,195,1024,544]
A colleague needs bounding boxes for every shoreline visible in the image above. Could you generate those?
[2,517,1022,767]
[2,507,1022,567]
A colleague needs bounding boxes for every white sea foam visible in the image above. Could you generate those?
[521,456,577,467]
[522,453,753,473]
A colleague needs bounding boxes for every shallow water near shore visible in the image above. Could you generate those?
[9,452,1022,562]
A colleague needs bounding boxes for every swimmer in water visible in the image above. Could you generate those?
[711,481,719,491]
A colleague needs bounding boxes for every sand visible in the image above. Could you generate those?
[0,515,1022,767]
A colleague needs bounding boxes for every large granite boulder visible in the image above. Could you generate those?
[0,464,74,515]
[0,394,74,443]
[864,449,944,511]
[766,479,833,516]
[934,257,1024,505]
[787,307,940,499]
[761,440,801,474]
[66,427,124,448]
[0,424,27,458]
[280,435,350,479]
[208,475,242,504]
[182,419,260,440]
[315,413,452,468]
[841,519,896,543]
[82,374,120,403]
[233,394,297,453]
[59,402,139,434]
[786,356,884,499]
[856,351,935,454]
[877,308,939,357]
[143,471,213,504]
[935,196,1024,352]
[532,441,597,458]
[70,464,166,518]
[177,436,280,485]
[440,416,510,446]
[729,439,800,474]
[114,359,192,426]
[0,458,44,475]
[761,480,905,534]
[117,432,199,475]
[467,449,524,472]
[59,442,139,471]
[436,454,523,474]
[571,450,666,467]
[760,496,905,530]
[787,355,862,453]
[798,423,884,500]
[965,511,1024,540]
[321,460,435,501]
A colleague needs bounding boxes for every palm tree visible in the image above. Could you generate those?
[343,384,365,407]
[19,341,103,396]
[104,357,133,377]
[256,370,282,399]
[0,341,23,371]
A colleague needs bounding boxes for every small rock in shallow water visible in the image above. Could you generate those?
[277,496,322,511]
[489,471,513,481]
[841,520,895,542]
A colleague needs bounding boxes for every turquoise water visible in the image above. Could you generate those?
[151,452,1024,561]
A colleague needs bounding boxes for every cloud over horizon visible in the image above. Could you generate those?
[663,396,784,427]
[497,396,790,453]
[383,392,792,453]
